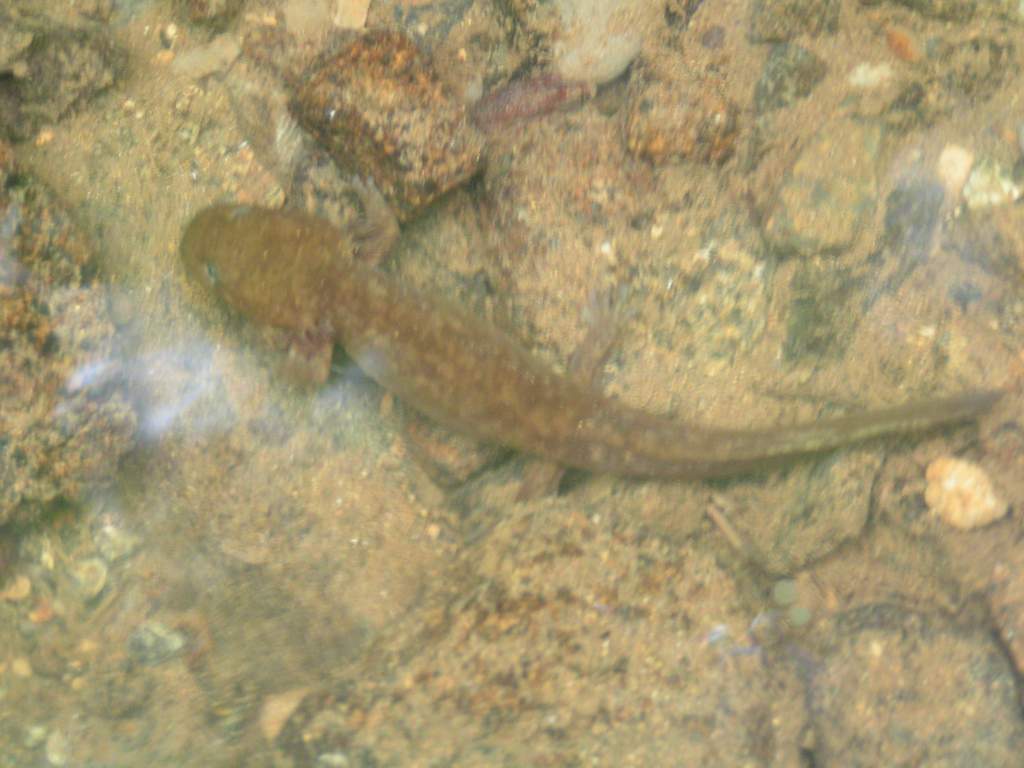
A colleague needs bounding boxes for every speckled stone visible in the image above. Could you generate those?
[623,67,739,164]
[717,448,883,573]
[754,43,828,113]
[0,8,122,141]
[749,0,839,43]
[292,30,485,221]
[810,605,1024,765]
[0,143,137,526]
[177,0,242,27]
[763,118,882,257]
[887,0,976,22]
[272,500,809,765]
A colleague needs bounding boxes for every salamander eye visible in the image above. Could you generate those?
[204,261,219,285]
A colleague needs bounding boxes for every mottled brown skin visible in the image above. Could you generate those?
[180,202,1001,480]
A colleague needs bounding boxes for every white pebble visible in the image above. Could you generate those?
[963,159,1022,210]
[936,144,973,199]
[925,457,1007,530]
[45,730,70,766]
[848,62,893,89]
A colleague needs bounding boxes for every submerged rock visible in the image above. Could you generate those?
[292,30,484,220]
[763,118,882,257]
[811,605,1024,764]
[0,8,122,141]
[0,142,136,526]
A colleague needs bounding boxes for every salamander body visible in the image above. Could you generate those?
[180,201,1000,479]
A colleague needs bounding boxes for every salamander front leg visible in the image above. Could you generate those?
[261,325,334,387]
[349,177,400,267]
[284,325,335,387]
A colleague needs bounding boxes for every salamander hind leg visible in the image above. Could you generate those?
[568,285,631,387]
[516,285,632,501]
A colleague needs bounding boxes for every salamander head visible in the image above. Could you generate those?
[179,203,335,332]
[180,204,256,295]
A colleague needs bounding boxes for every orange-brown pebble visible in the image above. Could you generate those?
[886,28,920,62]
[28,599,54,623]
[925,456,1007,530]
